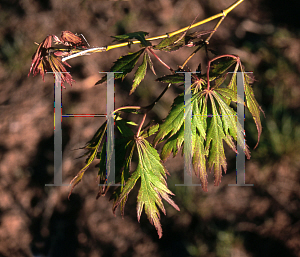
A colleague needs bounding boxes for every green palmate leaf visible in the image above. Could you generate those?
[191,94,208,190]
[193,130,207,190]
[156,73,185,84]
[205,93,228,186]
[242,71,263,148]
[113,138,180,238]
[82,121,108,151]
[160,125,184,161]
[226,65,263,148]
[227,63,239,92]
[109,138,135,207]
[214,73,227,88]
[154,93,186,146]
[140,123,159,138]
[214,90,250,157]
[95,49,145,85]
[69,121,107,198]
[97,118,135,197]
[204,90,250,187]
[130,52,148,95]
[215,87,240,104]
[154,80,252,191]
[160,96,206,161]
[211,58,237,75]
[116,118,136,137]
[204,58,237,84]
[154,92,202,146]
[111,31,151,47]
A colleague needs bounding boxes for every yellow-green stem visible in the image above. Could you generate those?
[62,0,244,62]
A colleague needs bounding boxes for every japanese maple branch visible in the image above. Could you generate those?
[62,0,244,62]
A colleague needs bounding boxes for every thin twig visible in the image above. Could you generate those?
[136,113,147,137]
[205,11,226,44]
[148,48,173,72]
[114,106,142,113]
[180,43,205,69]
[173,13,199,45]
[143,83,172,112]
[62,0,244,62]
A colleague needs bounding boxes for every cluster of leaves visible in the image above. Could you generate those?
[28,31,89,87]
[30,28,263,238]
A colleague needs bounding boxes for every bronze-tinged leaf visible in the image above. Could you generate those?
[28,35,53,80]
[28,34,75,88]
[61,31,86,47]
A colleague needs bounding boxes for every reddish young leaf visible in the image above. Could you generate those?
[28,34,75,88]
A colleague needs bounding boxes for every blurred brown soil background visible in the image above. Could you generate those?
[0,0,300,256]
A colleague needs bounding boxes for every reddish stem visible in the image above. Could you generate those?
[136,113,147,138]
[148,48,173,72]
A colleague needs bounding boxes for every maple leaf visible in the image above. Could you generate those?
[68,121,107,198]
[60,31,88,47]
[243,70,263,148]
[97,118,136,198]
[130,52,148,95]
[153,90,208,190]
[204,90,237,186]
[113,138,180,239]
[28,34,74,88]
[95,49,145,85]
[226,64,263,148]
[154,80,251,191]
[69,117,137,199]
[156,73,185,84]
